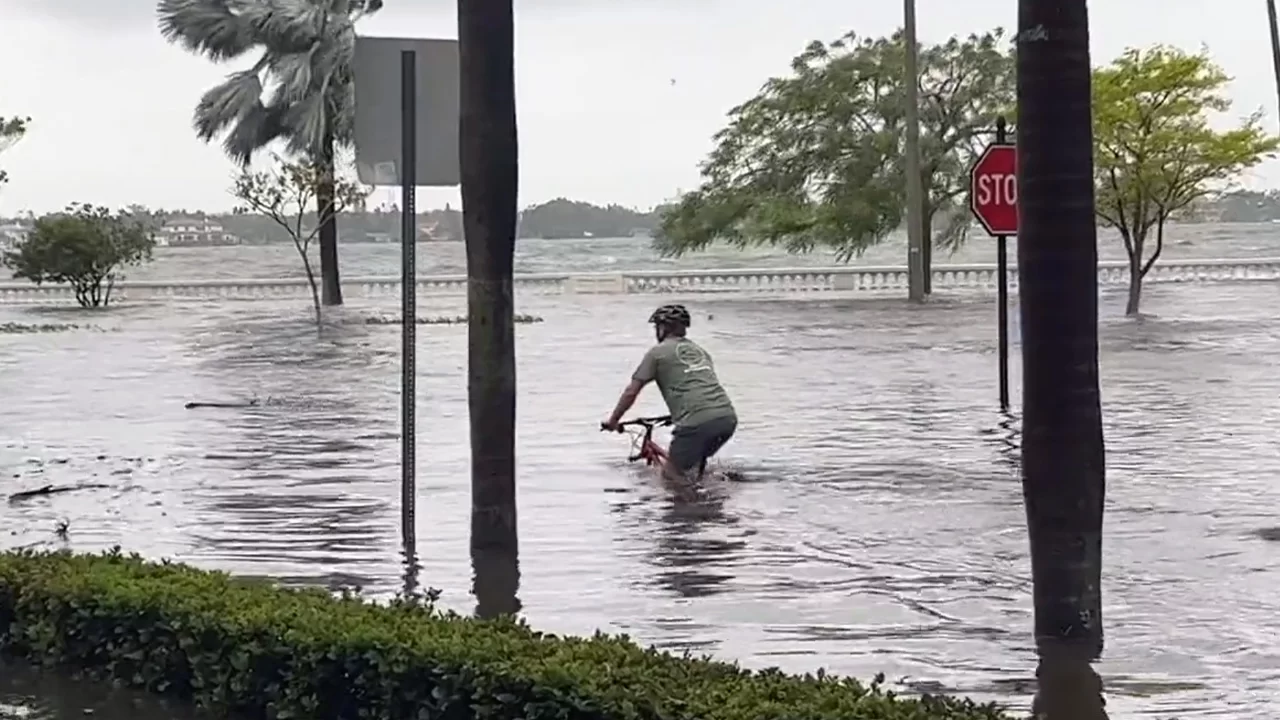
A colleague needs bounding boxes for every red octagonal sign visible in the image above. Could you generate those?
[968,144,1018,236]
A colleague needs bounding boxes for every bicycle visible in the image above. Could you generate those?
[601,415,672,468]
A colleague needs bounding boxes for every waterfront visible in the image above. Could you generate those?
[114,221,1280,281]
[3,229,1280,717]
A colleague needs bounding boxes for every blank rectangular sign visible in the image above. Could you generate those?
[353,36,460,187]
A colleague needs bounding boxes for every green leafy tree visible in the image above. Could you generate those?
[1093,46,1280,315]
[2,204,157,308]
[232,156,369,324]
[0,116,29,186]
[655,29,1013,273]
[156,0,384,307]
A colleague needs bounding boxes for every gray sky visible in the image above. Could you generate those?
[0,0,1275,214]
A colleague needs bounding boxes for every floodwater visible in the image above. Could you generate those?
[118,220,1280,281]
[0,662,210,720]
[3,228,1280,718]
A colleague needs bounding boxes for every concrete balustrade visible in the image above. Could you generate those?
[1,258,1278,304]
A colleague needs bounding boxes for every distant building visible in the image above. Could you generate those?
[0,221,30,252]
[156,217,243,247]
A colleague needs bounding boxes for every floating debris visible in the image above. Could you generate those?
[8,483,112,503]
[0,322,82,334]
[185,399,260,409]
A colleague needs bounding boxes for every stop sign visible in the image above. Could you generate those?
[969,144,1018,236]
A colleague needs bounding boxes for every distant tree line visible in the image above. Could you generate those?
[516,198,663,238]
[1,198,664,245]
[1195,190,1280,222]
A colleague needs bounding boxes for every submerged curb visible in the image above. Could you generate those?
[0,549,1010,719]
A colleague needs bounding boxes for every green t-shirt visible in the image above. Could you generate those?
[632,336,736,428]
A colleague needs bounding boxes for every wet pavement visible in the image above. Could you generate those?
[3,231,1280,717]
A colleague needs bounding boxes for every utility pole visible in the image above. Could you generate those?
[1268,0,1280,123]
[903,0,926,302]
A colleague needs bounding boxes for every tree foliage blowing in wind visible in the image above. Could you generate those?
[156,0,385,307]
[1091,45,1279,315]
[0,116,29,186]
[655,29,1013,269]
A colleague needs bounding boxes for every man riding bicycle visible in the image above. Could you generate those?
[603,304,738,480]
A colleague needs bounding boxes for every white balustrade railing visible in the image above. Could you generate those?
[1,258,1278,304]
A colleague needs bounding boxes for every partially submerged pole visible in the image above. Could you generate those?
[903,0,926,303]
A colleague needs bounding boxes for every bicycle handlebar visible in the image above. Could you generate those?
[600,415,672,432]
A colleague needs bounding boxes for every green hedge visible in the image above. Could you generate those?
[0,549,1011,719]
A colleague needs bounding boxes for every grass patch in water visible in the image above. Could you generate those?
[0,549,1009,720]
[364,314,543,325]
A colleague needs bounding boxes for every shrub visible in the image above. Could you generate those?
[0,549,1011,720]
[1,204,156,308]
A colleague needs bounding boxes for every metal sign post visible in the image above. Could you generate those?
[399,49,417,551]
[353,36,461,563]
[968,115,1018,411]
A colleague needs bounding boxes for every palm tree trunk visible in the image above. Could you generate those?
[458,0,520,615]
[317,126,343,306]
[1015,1,1108,717]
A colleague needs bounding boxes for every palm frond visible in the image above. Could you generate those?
[236,0,325,54]
[351,0,383,18]
[267,52,315,105]
[161,0,380,163]
[194,70,265,142]
[157,0,254,62]
[221,101,290,165]
[281,93,327,154]
[329,79,356,145]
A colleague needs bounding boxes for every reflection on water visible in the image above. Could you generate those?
[981,412,1021,475]
[612,472,749,599]
[183,310,399,590]
[472,545,522,618]
[0,662,205,720]
[1032,641,1109,719]
[5,274,1280,716]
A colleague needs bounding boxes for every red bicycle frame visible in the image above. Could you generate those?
[612,415,672,467]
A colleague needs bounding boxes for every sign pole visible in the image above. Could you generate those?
[968,115,1017,412]
[399,49,418,554]
[995,116,1010,412]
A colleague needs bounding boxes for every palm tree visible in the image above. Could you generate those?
[1015,1,1108,717]
[156,0,384,306]
[458,0,520,615]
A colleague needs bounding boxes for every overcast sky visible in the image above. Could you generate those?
[0,0,1276,214]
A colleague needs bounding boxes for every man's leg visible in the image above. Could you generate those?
[696,416,738,476]
[665,426,701,480]
[667,416,737,480]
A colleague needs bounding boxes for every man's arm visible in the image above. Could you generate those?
[606,378,647,426]
[606,350,657,425]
